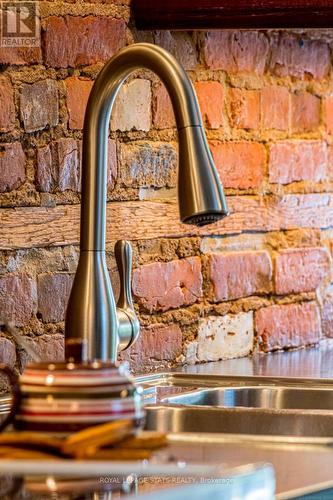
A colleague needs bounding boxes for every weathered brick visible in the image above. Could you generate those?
[186,312,254,364]
[323,96,333,135]
[269,141,327,184]
[0,47,41,65]
[37,138,117,192]
[0,143,26,193]
[322,295,333,338]
[327,145,333,180]
[20,79,58,133]
[123,324,182,371]
[37,139,80,192]
[0,337,16,368]
[65,77,93,130]
[291,92,320,133]
[22,334,64,367]
[154,31,197,70]
[209,141,265,189]
[111,79,151,132]
[203,31,269,74]
[152,83,175,129]
[194,81,224,129]
[0,274,37,327]
[269,33,330,80]
[0,77,15,132]
[120,141,177,188]
[208,251,272,301]
[37,273,73,323]
[275,247,330,295]
[55,139,80,192]
[261,86,290,131]
[132,257,202,312]
[229,88,260,130]
[43,16,126,68]
[255,302,322,351]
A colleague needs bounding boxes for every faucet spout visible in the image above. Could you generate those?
[65,43,229,362]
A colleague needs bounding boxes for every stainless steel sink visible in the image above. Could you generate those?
[135,373,333,440]
[145,405,333,438]
[162,386,333,410]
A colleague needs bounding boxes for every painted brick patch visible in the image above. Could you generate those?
[186,312,254,364]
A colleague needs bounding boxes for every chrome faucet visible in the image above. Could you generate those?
[65,43,229,363]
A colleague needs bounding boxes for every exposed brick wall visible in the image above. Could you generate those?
[1,1,333,374]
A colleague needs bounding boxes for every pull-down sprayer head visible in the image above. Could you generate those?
[178,124,228,226]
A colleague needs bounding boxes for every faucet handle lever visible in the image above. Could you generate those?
[115,240,134,311]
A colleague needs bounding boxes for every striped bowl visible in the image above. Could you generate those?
[13,361,144,434]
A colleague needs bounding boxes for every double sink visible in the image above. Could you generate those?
[137,373,333,441]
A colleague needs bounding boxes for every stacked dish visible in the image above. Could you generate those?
[5,362,144,434]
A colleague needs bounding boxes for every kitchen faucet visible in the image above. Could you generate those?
[65,43,229,363]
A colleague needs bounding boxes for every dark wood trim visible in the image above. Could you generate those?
[132,0,333,30]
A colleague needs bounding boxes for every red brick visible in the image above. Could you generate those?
[37,273,73,323]
[261,86,290,131]
[152,83,175,129]
[132,257,202,312]
[37,138,117,192]
[37,139,80,192]
[194,81,224,129]
[209,141,266,190]
[255,302,322,351]
[203,31,269,74]
[208,251,272,301]
[323,96,333,135]
[0,337,16,368]
[269,141,327,184]
[322,297,333,338]
[55,139,80,192]
[291,92,320,133]
[229,88,260,130]
[275,247,330,295]
[0,143,26,193]
[328,145,333,180]
[154,31,197,70]
[0,77,15,132]
[22,334,64,367]
[37,139,79,192]
[269,33,330,80]
[122,324,182,371]
[43,16,126,68]
[20,80,58,133]
[0,47,41,65]
[65,77,93,130]
[0,274,37,327]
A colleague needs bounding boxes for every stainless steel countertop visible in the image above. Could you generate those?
[180,339,333,379]
[167,339,333,498]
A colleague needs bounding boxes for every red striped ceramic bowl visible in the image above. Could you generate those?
[1,361,144,434]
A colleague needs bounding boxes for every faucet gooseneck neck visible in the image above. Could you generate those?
[65,43,228,362]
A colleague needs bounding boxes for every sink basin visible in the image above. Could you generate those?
[162,386,333,410]
[145,405,333,437]
[136,373,333,440]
